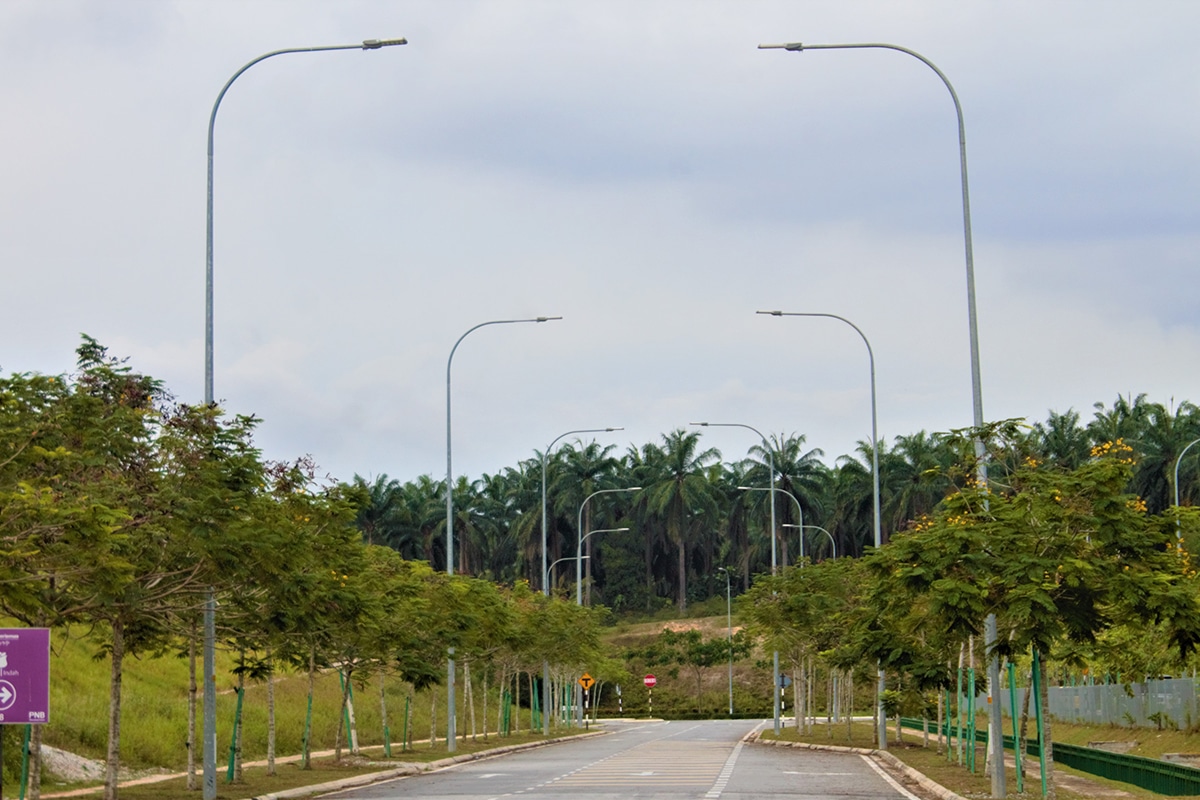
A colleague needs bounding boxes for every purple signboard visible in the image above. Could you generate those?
[0,629,50,724]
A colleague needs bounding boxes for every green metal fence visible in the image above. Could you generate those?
[900,717,1200,796]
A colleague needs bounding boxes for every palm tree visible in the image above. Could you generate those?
[351,474,403,548]
[742,433,830,566]
[553,441,621,604]
[644,429,721,612]
[884,431,954,534]
[1031,409,1091,470]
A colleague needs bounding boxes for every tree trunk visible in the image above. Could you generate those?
[937,687,945,755]
[29,721,43,800]
[676,535,687,613]
[482,668,489,741]
[792,666,801,732]
[303,646,316,769]
[379,673,389,755]
[465,660,476,741]
[266,648,276,776]
[334,670,352,763]
[430,691,437,746]
[234,665,245,782]
[496,667,506,736]
[1039,655,1056,798]
[187,621,197,791]
[104,617,125,800]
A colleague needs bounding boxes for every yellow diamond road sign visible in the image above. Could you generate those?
[578,673,595,691]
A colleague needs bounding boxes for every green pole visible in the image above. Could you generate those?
[967,667,976,773]
[302,690,313,768]
[1008,661,1023,794]
[535,679,542,732]
[943,688,951,762]
[337,672,354,750]
[403,695,410,752]
[19,724,31,800]
[1032,649,1048,798]
[956,666,964,765]
[226,687,243,782]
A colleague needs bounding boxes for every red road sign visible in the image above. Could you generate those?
[643,674,656,688]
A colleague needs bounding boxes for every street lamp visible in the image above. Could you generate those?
[1175,438,1200,543]
[756,312,880,552]
[201,36,405,800]
[759,309,886,749]
[577,527,629,604]
[445,315,560,752]
[549,555,588,587]
[577,489,641,606]
[541,428,621,736]
[782,523,838,560]
[694,422,782,735]
[717,567,733,716]
[757,41,996,779]
[738,485,804,564]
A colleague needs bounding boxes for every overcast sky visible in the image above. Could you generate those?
[1,1,1197,484]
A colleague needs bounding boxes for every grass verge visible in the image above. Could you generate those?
[760,721,1166,800]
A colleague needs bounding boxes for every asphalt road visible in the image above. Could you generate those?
[321,719,924,800]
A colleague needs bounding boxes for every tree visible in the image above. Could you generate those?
[864,423,1200,795]
[644,430,721,612]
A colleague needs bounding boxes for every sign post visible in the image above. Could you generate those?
[0,628,51,800]
[578,673,595,730]
[643,673,656,718]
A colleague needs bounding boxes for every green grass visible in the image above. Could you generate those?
[37,629,561,780]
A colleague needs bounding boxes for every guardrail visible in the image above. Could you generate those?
[899,717,1200,795]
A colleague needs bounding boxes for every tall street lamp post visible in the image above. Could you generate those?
[201,37,406,800]
[759,309,886,747]
[694,422,781,734]
[757,41,998,786]
[445,316,560,752]
[717,567,733,716]
[541,428,621,735]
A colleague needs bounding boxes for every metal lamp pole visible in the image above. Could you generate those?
[541,428,621,735]
[759,310,886,747]
[757,41,995,783]
[577,490,641,606]
[445,316,560,752]
[576,527,630,605]
[1174,438,1200,540]
[201,36,406,800]
[717,567,733,715]
[738,485,804,564]
[693,422,781,734]
[783,523,838,560]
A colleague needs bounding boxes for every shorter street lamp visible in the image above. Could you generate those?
[549,555,588,588]
[738,485,804,564]
[576,527,630,605]
[1174,438,1200,541]
[577,488,641,606]
[782,523,838,560]
[717,567,733,715]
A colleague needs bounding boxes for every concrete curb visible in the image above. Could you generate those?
[250,731,609,800]
[746,730,967,800]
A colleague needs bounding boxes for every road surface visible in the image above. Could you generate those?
[322,719,927,799]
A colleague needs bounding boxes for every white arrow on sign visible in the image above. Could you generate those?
[0,680,15,710]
